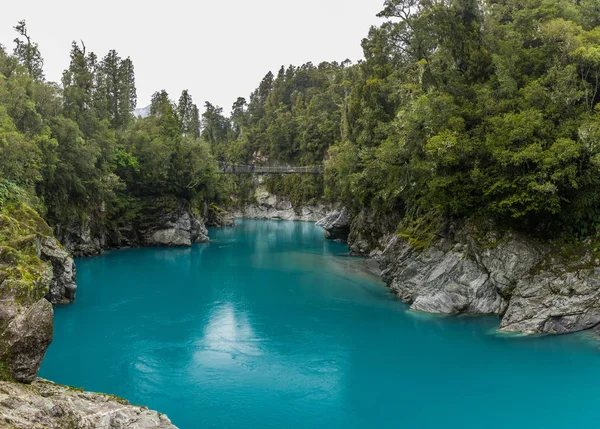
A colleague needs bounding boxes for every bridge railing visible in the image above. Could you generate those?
[216,162,323,174]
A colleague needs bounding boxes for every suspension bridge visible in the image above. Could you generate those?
[216,162,324,175]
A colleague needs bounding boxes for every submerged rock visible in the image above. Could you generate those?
[0,379,178,429]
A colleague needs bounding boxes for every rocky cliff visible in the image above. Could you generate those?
[317,208,400,256]
[205,204,235,227]
[378,223,600,335]
[0,203,177,428]
[56,197,209,257]
[234,185,329,222]
[317,209,600,335]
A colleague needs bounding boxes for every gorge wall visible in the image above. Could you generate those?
[233,184,329,222]
[318,208,600,336]
[55,197,209,258]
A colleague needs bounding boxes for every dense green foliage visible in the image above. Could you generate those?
[324,0,600,237]
[209,0,600,237]
[0,22,225,227]
[3,0,600,240]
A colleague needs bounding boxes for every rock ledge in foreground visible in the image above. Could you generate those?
[0,379,178,429]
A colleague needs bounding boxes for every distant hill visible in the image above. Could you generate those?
[133,105,151,118]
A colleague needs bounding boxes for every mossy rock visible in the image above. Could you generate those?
[0,246,20,265]
[0,204,52,237]
[0,204,54,304]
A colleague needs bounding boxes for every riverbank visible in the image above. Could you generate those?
[317,208,600,336]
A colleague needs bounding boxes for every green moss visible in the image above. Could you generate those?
[0,204,54,305]
[0,361,15,382]
[396,210,444,251]
[209,203,226,215]
[0,204,53,237]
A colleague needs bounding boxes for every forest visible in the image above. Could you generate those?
[3,0,600,240]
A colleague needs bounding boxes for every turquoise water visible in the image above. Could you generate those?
[41,220,600,428]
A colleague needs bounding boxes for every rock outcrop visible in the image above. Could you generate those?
[500,260,600,334]
[316,208,401,257]
[55,217,106,257]
[206,204,235,227]
[0,379,178,429]
[144,204,209,247]
[57,198,210,257]
[378,220,600,335]
[235,186,329,222]
[347,209,401,256]
[40,237,77,305]
[0,203,177,426]
[316,208,352,241]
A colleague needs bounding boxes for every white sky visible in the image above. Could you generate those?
[0,0,384,113]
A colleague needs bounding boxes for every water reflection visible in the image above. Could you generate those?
[193,302,262,370]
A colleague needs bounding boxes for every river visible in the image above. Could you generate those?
[40,220,600,428]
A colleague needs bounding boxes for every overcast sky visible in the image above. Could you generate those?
[0,0,384,113]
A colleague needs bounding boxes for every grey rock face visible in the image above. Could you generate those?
[0,379,178,429]
[145,206,209,247]
[56,219,106,258]
[0,299,53,383]
[0,253,54,384]
[59,199,211,256]
[380,235,507,315]
[316,208,352,241]
[235,186,329,222]
[501,268,600,334]
[40,237,77,305]
[348,209,401,256]
[378,221,600,334]
[206,206,235,227]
